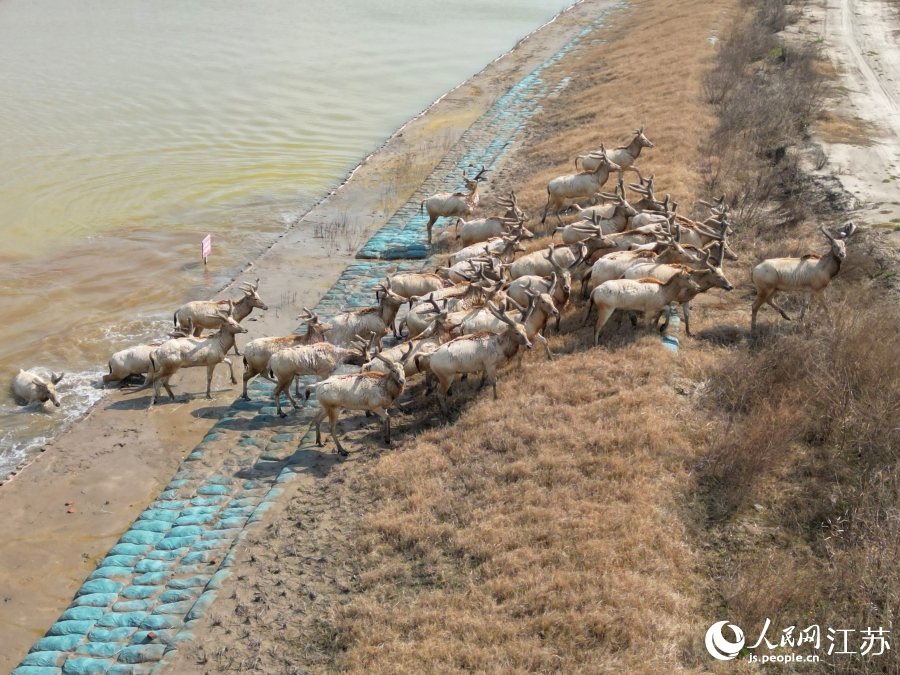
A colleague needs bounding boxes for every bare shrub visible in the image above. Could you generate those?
[700,0,827,231]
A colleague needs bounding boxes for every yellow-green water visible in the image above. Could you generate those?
[0,0,571,471]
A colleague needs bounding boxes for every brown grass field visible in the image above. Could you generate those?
[173,0,900,673]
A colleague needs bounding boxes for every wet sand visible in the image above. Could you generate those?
[0,1,619,670]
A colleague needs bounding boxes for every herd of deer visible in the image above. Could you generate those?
[13,127,858,462]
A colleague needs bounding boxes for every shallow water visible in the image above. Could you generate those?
[0,0,571,472]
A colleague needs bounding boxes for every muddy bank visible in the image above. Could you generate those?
[0,1,619,670]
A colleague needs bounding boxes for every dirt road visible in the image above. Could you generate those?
[812,0,900,211]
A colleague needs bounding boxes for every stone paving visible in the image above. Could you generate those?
[9,7,624,675]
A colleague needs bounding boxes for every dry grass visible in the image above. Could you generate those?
[172,0,900,673]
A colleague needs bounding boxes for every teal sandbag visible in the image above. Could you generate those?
[138,615,183,631]
[29,634,83,653]
[155,536,196,551]
[129,521,170,534]
[185,591,217,622]
[144,549,185,561]
[75,580,123,598]
[19,652,64,667]
[164,526,204,538]
[117,586,159,600]
[95,611,147,628]
[115,644,166,664]
[86,627,136,642]
[86,567,133,581]
[59,607,104,622]
[152,600,193,615]
[165,576,209,590]
[106,665,152,675]
[46,620,95,637]
[118,531,165,545]
[133,559,173,574]
[109,544,150,557]
[74,642,125,658]
[70,593,117,608]
[157,588,200,604]
[111,599,154,613]
[99,555,140,569]
[131,572,173,586]
[61,657,112,675]
[135,510,179,523]
[201,528,240,540]
[10,667,63,675]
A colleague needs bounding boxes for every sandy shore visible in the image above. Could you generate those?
[0,1,619,670]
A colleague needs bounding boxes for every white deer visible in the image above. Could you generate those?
[173,278,268,355]
[542,147,621,225]
[420,166,487,244]
[751,222,857,331]
[148,301,247,405]
[575,126,654,181]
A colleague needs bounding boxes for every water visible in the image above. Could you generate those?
[0,0,571,473]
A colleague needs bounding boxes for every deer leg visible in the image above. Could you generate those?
[536,332,553,361]
[222,358,236,385]
[313,407,328,446]
[486,366,499,400]
[477,372,487,390]
[162,376,176,401]
[193,325,203,338]
[205,364,216,399]
[327,408,348,457]
[583,297,595,325]
[799,292,812,321]
[427,216,437,244]
[371,406,391,445]
[815,290,831,323]
[751,289,769,330]
[241,365,258,400]
[594,306,615,346]
[436,375,454,421]
[274,380,286,418]
[682,302,693,337]
[766,292,792,321]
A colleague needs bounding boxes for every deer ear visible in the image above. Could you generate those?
[51,372,65,385]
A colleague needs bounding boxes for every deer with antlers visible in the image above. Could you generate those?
[305,343,414,456]
[542,146,620,225]
[172,278,268,356]
[420,166,487,244]
[456,191,530,246]
[575,126,654,182]
[750,222,857,331]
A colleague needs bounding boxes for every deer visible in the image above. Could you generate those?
[456,192,530,245]
[403,277,505,338]
[422,302,532,420]
[622,246,734,336]
[420,166,487,244]
[506,261,571,332]
[240,308,328,399]
[454,285,558,365]
[148,300,247,405]
[269,341,368,417]
[508,242,590,281]
[542,147,621,225]
[386,273,453,301]
[103,320,195,387]
[750,222,857,331]
[575,126,654,182]
[580,234,698,298]
[172,278,267,356]
[324,279,406,348]
[305,344,414,456]
[362,300,458,378]
[585,271,702,346]
[447,232,527,267]
[12,371,64,408]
